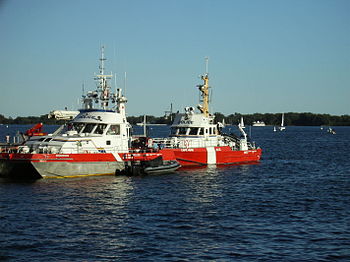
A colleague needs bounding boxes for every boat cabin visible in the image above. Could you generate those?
[19,109,131,154]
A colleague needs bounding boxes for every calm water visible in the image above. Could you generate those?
[1,125,350,261]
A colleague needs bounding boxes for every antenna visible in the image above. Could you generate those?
[209,88,213,103]
[114,71,117,94]
[99,46,106,75]
[170,103,173,121]
[205,56,209,74]
[94,46,113,110]
[113,42,117,75]
[164,103,173,121]
[124,72,127,96]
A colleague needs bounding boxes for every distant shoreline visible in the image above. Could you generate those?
[1,112,349,126]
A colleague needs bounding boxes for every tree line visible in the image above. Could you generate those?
[1,112,349,126]
[213,112,350,126]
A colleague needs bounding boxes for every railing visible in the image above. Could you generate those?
[153,136,229,149]
[1,136,257,154]
[153,134,256,151]
[5,142,129,154]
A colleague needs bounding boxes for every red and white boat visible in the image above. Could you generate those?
[154,62,262,166]
[0,47,165,179]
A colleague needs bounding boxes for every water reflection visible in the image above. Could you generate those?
[178,163,258,205]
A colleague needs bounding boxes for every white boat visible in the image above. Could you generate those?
[240,116,245,129]
[252,121,266,126]
[327,127,336,134]
[0,47,164,179]
[151,59,262,166]
[278,113,286,131]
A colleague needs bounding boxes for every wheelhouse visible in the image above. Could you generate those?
[170,126,218,136]
[54,122,128,137]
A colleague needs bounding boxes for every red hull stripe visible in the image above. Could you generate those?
[0,152,163,163]
[160,147,262,166]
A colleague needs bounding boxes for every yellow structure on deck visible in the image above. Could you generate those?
[197,58,210,117]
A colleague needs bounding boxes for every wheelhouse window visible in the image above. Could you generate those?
[189,127,199,135]
[106,124,120,135]
[82,123,95,134]
[170,127,177,135]
[56,124,69,135]
[94,124,107,134]
[58,122,85,135]
[178,127,187,135]
[73,123,85,133]
[199,128,204,135]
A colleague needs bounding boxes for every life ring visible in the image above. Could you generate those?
[184,140,190,148]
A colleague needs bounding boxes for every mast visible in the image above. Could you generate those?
[143,115,147,136]
[94,46,113,110]
[197,57,210,117]
[170,103,173,121]
[82,46,126,112]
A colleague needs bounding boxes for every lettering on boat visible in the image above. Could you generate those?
[56,154,70,157]
[180,148,194,152]
[78,113,102,121]
[180,120,193,124]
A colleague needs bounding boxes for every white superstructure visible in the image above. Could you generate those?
[19,46,130,156]
[0,47,132,178]
[151,60,261,166]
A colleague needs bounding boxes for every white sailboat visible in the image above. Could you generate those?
[278,113,286,131]
[240,116,245,129]
[327,127,336,134]
[217,118,226,130]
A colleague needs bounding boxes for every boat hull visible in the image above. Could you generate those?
[160,146,262,166]
[0,153,124,179]
[0,152,167,179]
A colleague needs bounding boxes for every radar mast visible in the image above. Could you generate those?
[197,57,210,117]
[94,46,114,110]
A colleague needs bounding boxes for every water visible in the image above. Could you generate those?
[1,125,350,261]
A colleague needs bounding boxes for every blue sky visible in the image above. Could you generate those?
[0,0,349,118]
